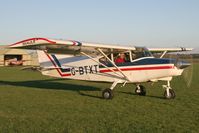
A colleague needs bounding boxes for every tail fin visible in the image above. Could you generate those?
[36,50,55,69]
[36,50,72,78]
[36,50,62,77]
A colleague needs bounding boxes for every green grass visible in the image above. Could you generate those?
[0,64,199,133]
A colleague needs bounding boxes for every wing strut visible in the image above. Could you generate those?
[97,48,131,81]
[160,51,167,58]
[80,52,126,80]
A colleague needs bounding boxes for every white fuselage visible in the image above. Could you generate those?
[37,51,183,83]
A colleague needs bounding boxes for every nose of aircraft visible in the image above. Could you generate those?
[176,60,191,69]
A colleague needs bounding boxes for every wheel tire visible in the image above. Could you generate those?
[135,85,146,96]
[102,89,114,99]
[164,89,175,99]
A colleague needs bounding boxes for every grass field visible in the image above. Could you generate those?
[0,64,199,133]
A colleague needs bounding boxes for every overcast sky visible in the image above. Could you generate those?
[0,0,198,48]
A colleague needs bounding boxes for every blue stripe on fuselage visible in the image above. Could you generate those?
[99,58,176,68]
[50,55,176,70]
[50,55,90,73]
[51,55,70,72]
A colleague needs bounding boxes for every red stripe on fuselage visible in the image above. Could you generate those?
[99,66,174,73]
[44,52,71,77]
[42,53,174,77]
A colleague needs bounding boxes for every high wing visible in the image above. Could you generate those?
[148,47,193,53]
[9,37,136,55]
[9,37,193,56]
[9,37,136,81]
[148,47,193,58]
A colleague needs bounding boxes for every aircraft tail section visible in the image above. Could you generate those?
[36,50,72,78]
[36,50,98,79]
[37,50,53,68]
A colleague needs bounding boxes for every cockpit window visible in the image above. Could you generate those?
[99,52,131,65]
[132,47,153,60]
[99,47,153,65]
[114,53,130,64]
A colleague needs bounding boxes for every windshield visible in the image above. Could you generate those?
[132,47,153,60]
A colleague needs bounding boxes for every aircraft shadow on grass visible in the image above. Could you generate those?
[117,91,165,100]
[0,78,104,99]
[0,78,98,90]
[0,79,164,100]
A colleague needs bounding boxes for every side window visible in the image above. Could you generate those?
[131,48,152,60]
[131,52,137,60]
[99,52,131,65]
[99,54,111,65]
[99,57,107,65]
[132,51,143,60]
[124,52,130,62]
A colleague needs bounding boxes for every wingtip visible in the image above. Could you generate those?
[8,37,56,48]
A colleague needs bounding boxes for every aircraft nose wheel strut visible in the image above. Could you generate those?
[163,81,175,99]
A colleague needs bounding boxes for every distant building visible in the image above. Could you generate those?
[0,46,39,66]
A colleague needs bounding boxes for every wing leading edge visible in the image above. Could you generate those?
[9,37,193,55]
[148,47,193,53]
[9,37,136,55]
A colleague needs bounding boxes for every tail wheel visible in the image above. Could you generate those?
[102,89,114,99]
[135,85,146,96]
[164,89,175,99]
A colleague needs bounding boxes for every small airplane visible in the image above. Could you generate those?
[6,58,27,66]
[9,37,193,99]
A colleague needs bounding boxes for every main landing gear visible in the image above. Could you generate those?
[102,81,147,99]
[163,81,175,99]
[135,85,146,96]
[102,81,118,99]
[102,89,114,99]
[102,81,176,99]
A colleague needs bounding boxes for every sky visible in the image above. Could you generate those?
[0,0,199,48]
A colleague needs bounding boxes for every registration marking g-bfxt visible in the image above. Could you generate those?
[71,65,98,75]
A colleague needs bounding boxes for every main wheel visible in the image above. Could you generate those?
[135,85,146,96]
[164,89,175,99]
[102,89,114,99]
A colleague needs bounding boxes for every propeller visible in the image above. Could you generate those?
[168,52,194,88]
[180,54,193,88]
